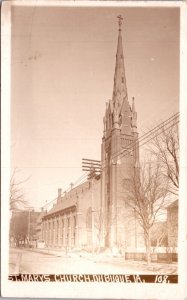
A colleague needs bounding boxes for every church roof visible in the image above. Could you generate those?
[45,197,77,216]
[43,180,91,218]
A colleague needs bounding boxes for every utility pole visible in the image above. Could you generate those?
[28,210,30,248]
[91,175,94,255]
[114,162,117,246]
[111,160,118,248]
[134,209,137,250]
[82,158,101,254]
[27,207,34,248]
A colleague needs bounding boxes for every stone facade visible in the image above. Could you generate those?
[35,211,46,242]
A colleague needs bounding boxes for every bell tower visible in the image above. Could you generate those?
[101,16,139,249]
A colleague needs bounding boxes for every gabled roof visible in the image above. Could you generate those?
[44,180,91,218]
[45,197,77,216]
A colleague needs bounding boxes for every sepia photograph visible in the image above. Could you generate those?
[1,0,187,298]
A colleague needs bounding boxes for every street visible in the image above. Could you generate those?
[9,248,177,275]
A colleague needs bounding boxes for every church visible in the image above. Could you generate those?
[42,16,144,253]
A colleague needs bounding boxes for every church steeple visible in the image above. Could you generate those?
[103,16,136,136]
[132,96,137,133]
[101,16,139,249]
[112,15,128,110]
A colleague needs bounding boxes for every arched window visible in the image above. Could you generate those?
[86,207,92,230]
[56,220,59,245]
[61,220,64,246]
[72,216,76,246]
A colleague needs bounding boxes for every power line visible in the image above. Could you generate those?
[42,197,58,209]
[72,172,89,186]
[115,119,179,164]
[41,172,89,210]
[65,173,89,192]
[101,112,179,168]
[101,112,179,166]
[42,112,179,211]
[112,112,179,161]
[116,117,179,163]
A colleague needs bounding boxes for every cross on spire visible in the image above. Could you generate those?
[112,13,128,120]
[117,15,123,31]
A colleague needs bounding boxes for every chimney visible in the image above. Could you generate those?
[58,188,62,197]
[57,188,62,204]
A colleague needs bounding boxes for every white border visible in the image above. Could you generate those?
[1,1,187,298]
[5,0,185,7]
[1,0,11,296]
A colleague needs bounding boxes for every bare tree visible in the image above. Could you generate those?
[125,162,169,263]
[150,221,168,247]
[10,169,30,211]
[149,121,179,195]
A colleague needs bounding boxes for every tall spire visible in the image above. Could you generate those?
[112,15,128,109]
[132,96,137,133]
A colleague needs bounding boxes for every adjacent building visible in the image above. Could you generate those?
[167,200,178,248]
[10,210,42,247]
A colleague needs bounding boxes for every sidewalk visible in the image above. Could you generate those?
[21,247,177,274]
[23,246,75,257]
[79,252,177,274]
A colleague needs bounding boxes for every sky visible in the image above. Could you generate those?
[11,5,179,210]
